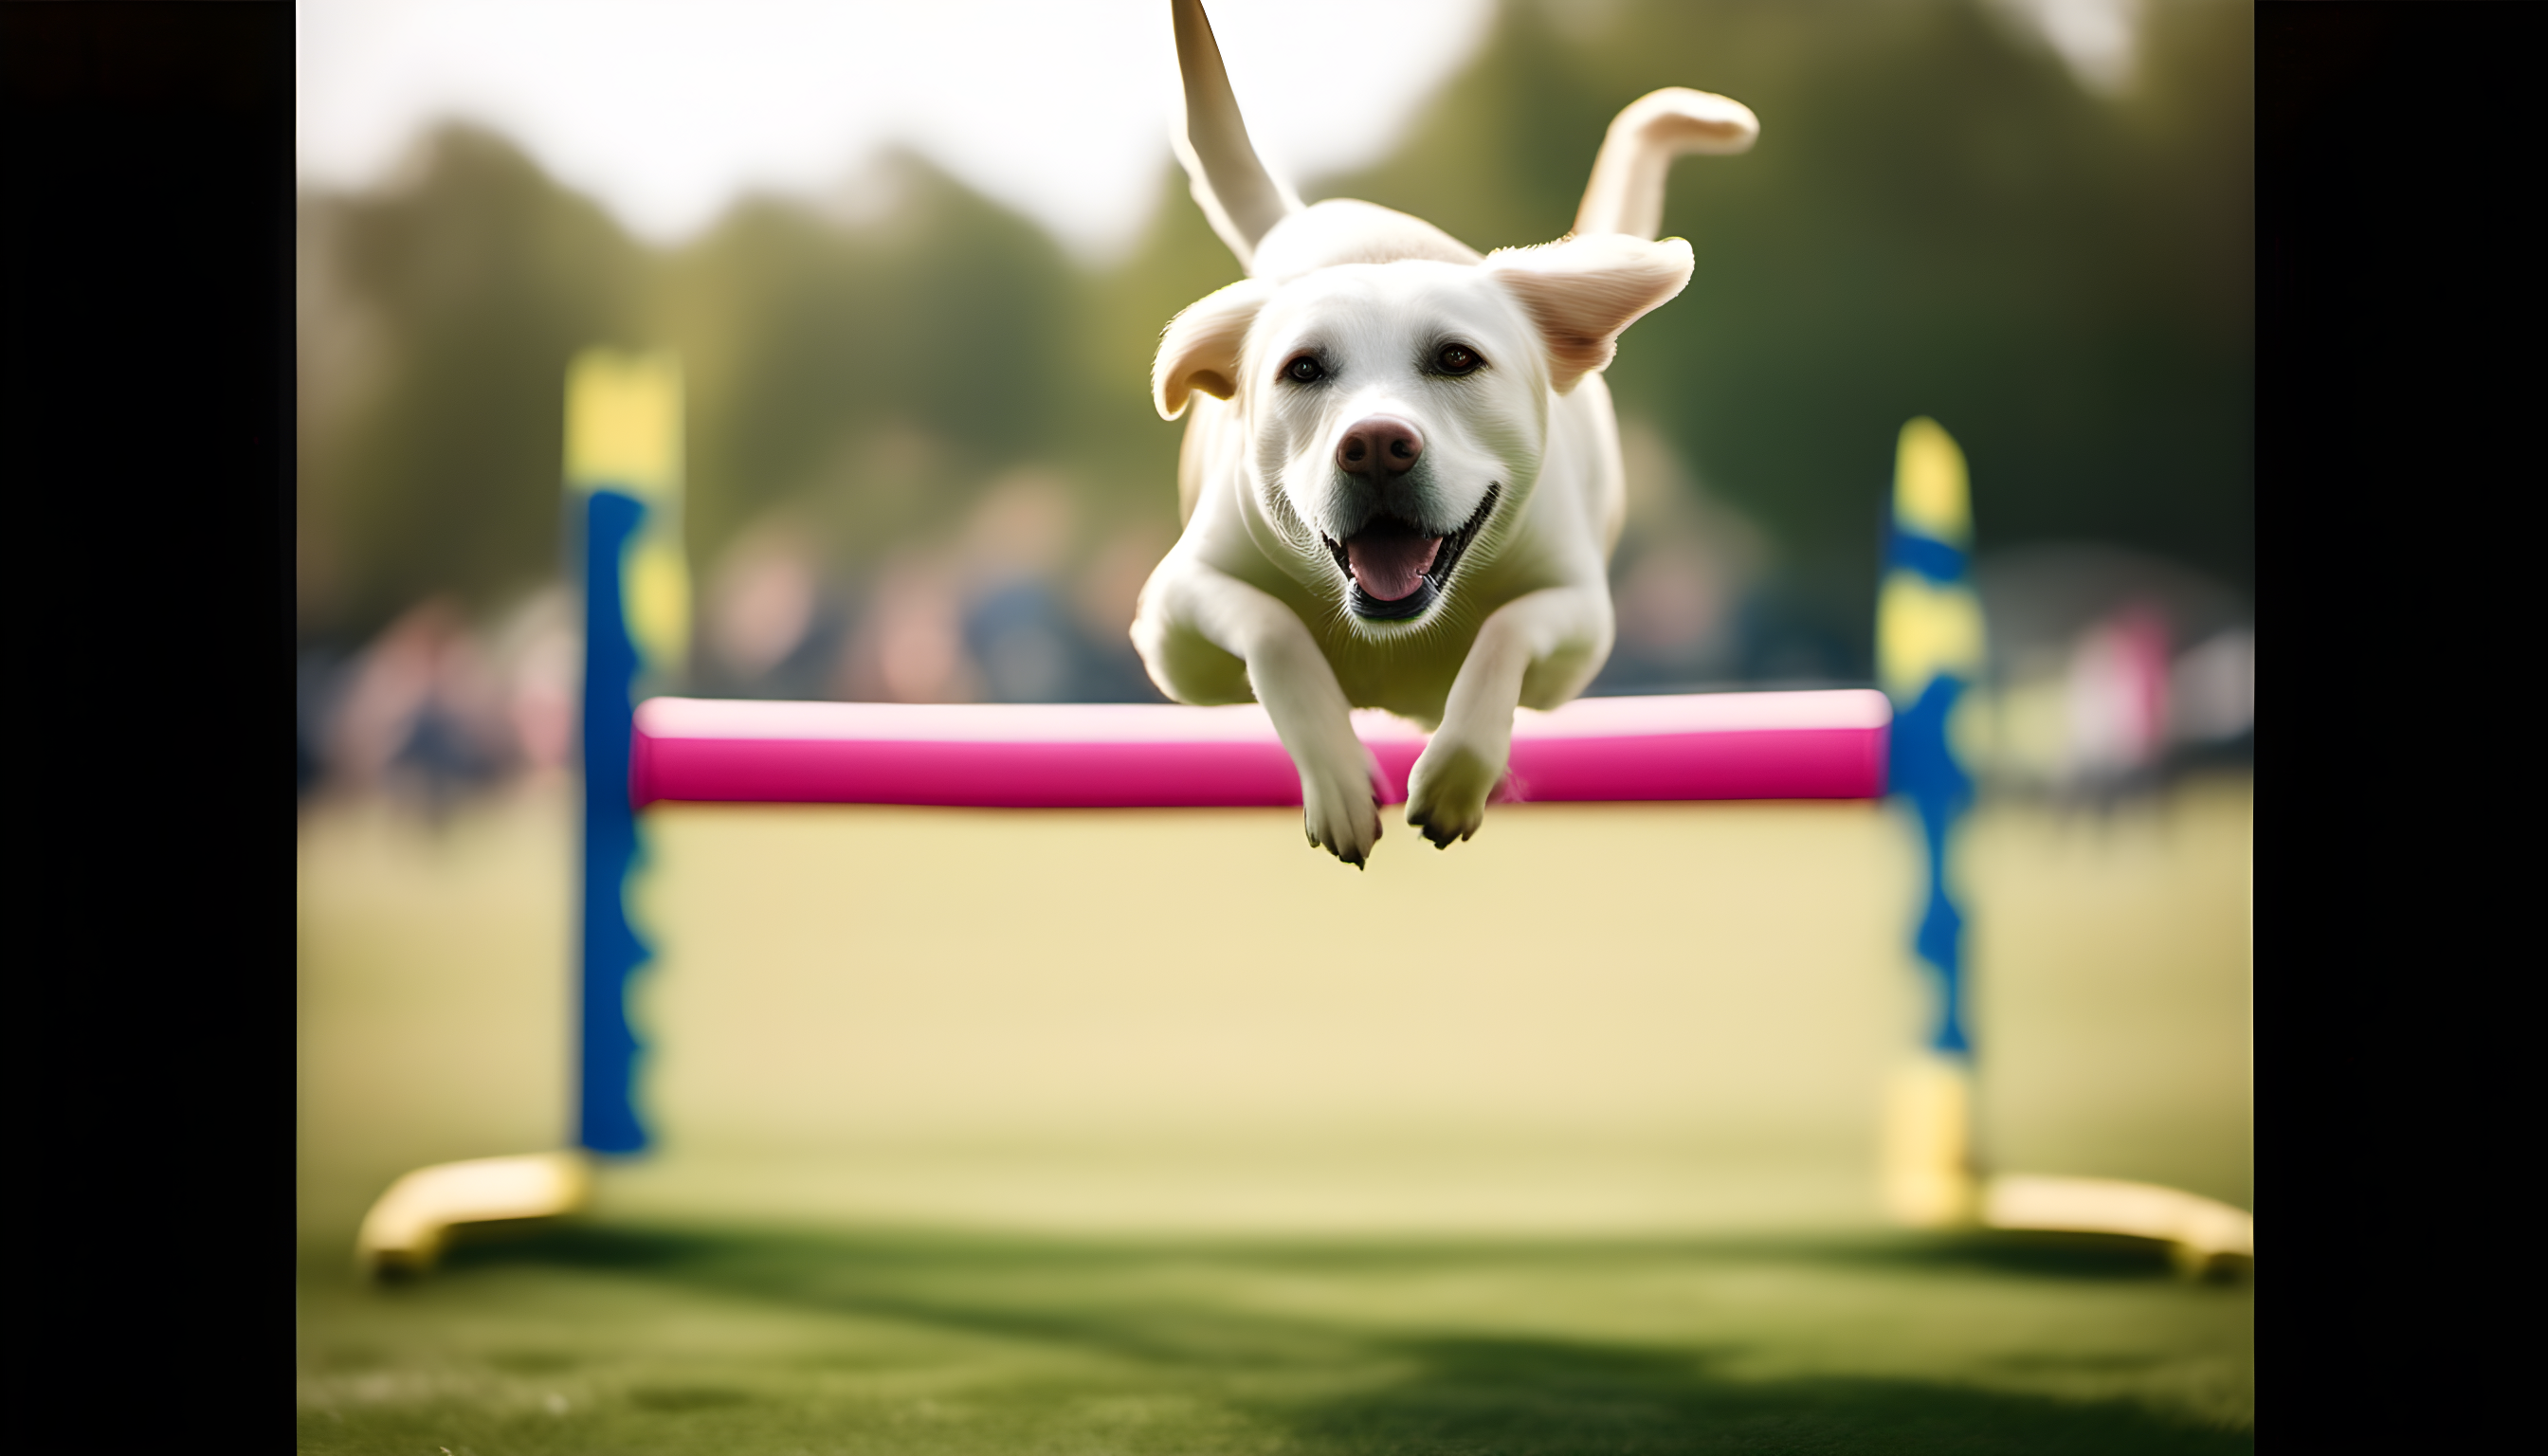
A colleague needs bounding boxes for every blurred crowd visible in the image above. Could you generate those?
[1961,545,2255,803]
[296,469,1175,812]
[695,470,1170,709]
[298,591,578,813]
[297,443,2251,817]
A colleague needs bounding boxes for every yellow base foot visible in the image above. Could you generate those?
[1984,1174,2253,1275]
[355,1152,592,1279]
[1879,1057,2249,1274]
[1882,1054,1980,1228]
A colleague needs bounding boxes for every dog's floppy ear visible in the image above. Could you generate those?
[1483,234,1695,394]
[1154,278,1274,420]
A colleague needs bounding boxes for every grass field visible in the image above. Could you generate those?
[298,776,2252,1452]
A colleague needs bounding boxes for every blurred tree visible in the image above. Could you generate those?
[662,150,1080,572]
[296,0,2250,688]
[299,125,648,639]
[1322,0,2251,673]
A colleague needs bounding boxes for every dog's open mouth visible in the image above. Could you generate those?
[1322,485,1500,621]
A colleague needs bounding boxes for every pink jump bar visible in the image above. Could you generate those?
[630,690,1890,810]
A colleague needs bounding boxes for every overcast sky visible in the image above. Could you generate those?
[296,0,2144,261]
[296,0,1497,261]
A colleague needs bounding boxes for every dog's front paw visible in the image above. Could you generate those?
[1300,744,1384,868]
[1406,738,1503,848]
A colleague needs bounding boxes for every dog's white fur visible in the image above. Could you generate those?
[1133,0,1756,864]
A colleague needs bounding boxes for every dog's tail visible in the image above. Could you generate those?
[1171,0,1302,269]
[1573,88,1759,242]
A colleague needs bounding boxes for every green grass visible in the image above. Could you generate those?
[299,780,2251,1451]
[299,1223,2250,1453]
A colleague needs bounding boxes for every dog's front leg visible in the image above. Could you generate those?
[1139,563,1385,865]
[1407,587,1614,847]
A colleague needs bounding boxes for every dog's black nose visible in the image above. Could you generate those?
[1337,416,1425,480]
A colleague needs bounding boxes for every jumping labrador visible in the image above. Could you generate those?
[1133,0,1756,864]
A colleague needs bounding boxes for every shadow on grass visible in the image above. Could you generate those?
[1283,1335,2248,1455]
[434,1222,2210,1284]
[422,1226,2249,1453]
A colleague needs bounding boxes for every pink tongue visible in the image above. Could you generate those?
[1346,532,1443,601]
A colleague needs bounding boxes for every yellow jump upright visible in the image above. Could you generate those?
[1875,417,2250,1275]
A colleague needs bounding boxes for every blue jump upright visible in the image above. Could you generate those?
[564,350,690,1159]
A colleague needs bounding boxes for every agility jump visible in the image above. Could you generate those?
[355,351,2250,1278]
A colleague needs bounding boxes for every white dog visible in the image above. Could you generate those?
[1133,0,1757,864]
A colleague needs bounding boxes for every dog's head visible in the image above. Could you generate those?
[1155,228,1693,628]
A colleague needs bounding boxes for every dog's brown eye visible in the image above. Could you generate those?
[1284,355,1325,384]
[1435,343,1483,375]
